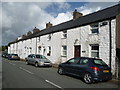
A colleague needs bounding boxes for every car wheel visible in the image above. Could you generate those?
[84,73,93,84]
[35,62,39,67]
[58,67,64,75]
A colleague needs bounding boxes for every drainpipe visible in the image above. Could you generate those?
[35,37,37,54]
[109,19,112,69]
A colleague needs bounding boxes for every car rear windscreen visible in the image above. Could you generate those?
[93,59,107,66]
[12,54,18,56]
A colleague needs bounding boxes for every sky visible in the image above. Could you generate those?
[1,1,119,45]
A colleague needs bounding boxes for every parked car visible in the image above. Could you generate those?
[2,53,7,58]
[58,57,112,84]
[6,54,10,58]
[8,54,20,60]
[26,54,52,67]
[2,53,10,58]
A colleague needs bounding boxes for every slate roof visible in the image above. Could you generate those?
[8,4,120,46]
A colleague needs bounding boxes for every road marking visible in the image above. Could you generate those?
[9,62,16,66]
[45,80,63,90]
[19,67,34,74]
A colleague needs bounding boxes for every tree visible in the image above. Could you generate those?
[0,46,8,51]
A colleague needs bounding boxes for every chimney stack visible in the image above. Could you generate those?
[73,9,83,20]
[33,27,40,34]
[27,31,32,36]
[22,34,27,39]
[46,22,53,29]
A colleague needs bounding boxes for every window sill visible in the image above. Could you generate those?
[61,37,67,39]
[61,55,67,57]
[47,39,51,41]
[89,33,99,35]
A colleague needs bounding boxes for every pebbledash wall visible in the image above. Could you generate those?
[8,4,120,75]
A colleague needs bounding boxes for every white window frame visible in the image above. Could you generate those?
[47,46,51,56]
[100,21,108,27]
[90,44,99,58]
[62,30,67,39]
[62,45,67,57]
[47,34,51,41]
[38,46,41,54]
[37,36,40,42]
[90,23,99,34]
[29,47,32,53]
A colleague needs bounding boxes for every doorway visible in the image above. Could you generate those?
[74,45,81,57]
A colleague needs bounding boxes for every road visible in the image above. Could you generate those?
[2,58,119,89]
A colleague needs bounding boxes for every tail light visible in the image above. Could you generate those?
[90,67,101,71]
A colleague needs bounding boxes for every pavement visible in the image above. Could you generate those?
[2,57,120,89]
[109,79,120,85]
[0,56,2,90]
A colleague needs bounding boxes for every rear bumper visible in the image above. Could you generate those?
[38,62,52,66]
[93,73,112,81]
[9,58,20,60]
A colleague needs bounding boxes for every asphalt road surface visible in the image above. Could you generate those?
[2,58,119,89]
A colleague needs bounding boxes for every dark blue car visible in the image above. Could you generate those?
[58,57,112,84]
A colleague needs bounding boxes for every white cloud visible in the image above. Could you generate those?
[54,2,71,10]
[80,6,101,15]
[51,12,72,25]
[77,2,118,15]
[2,2,72,45]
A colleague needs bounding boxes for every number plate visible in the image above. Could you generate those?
[45,63,50,64]
[103,70,109,73]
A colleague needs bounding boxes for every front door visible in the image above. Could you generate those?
[74,45,81,58]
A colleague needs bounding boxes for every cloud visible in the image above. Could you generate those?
[2,2,52,45]
[54,2,71,10]
[77,2,118,15]
[2,2,72,45]
[51,12,72,25]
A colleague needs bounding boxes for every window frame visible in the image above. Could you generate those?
[47,34,51,41]
[90,23,99,34]
[62,30,67,39]
[100,21,108,27]
[90,44,99,58]
[62,45,67,57]
[37,36,41,42]
[47,46,51,56]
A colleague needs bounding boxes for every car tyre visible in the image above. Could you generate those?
[84,73,93,84]
[58,67,64,75]
[35,62,39,67]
